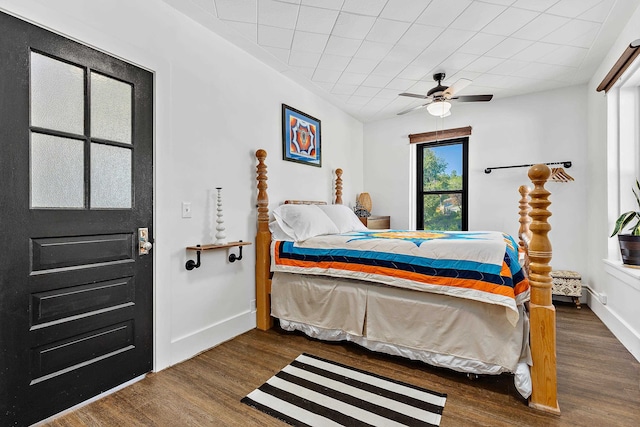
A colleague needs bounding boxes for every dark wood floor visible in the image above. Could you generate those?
[45,304,639,427]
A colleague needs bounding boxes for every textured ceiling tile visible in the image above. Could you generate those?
[546,0,602,18]
[485,38,534,58]
[354,40,393,60]
[215,0,257,23]
[324,35,362,56]
[416,0,473,27]
[317,54,351,71]
[379,0,430,22]
[489,58,529,75]
[361,74,394,88]
[384,45,425,63]
[396,65,430,80]
[366,19,412,44]
[458,33,506,55]
[296,5,339,34]
[332,12,376,39]
[578,0,615,23]
[482,0,517,5]
[346,95,372,106]
[511,41,560,61]
[331,83,358,95]
[337,72,368,86]
[258,25,294,48]
[288,50,321,67]
[385,77,418,91]
[511,13,570,40]
[371,60,406,77]
[511,0,560,12]
[397,24,444,47]
[481,7,540,36]
[450,2,507,31]
[341,0,387,17]
[354,86,382,97]
[258,0,299,29]
[538,45,588,67]
[541,19,600,45]
[301,0,343,9]
[291,31,329,53]
[345,58,380,74]
[464,56,505,73]
[439,52,480,71]
[312,68,342,83]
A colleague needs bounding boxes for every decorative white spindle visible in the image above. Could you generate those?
[215,187,227,244]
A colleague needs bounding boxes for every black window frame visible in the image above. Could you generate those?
[416,137,469,230]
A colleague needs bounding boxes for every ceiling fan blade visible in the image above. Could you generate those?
[452,94,493,102]
[443,78,472,98]
[399,92,429,99]
[397,103,430,115]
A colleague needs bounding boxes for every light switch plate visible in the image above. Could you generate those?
[182,202,192,218]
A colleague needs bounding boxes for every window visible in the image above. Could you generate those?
[416,138,468,231]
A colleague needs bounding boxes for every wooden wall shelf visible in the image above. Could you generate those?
[185,241,252,270]
[186,241,251,251]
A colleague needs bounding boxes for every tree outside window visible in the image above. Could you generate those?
[417,138,468,231]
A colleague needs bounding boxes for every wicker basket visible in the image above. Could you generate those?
[357,193,372,212]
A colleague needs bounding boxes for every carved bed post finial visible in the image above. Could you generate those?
[518,185,532,254]
[335,168,343,205]
[527,164,560,414]
[255,149,273,330]
[256,149,269,227]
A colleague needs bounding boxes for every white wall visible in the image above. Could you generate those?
[363,85,588,274]
[586,4,640,361]
[0,0,364,370]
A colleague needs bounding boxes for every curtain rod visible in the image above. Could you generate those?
[484,161,572,174]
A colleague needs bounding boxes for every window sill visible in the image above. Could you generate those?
[603,259,640,292]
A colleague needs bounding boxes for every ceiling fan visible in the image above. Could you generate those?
[397,73,493,117]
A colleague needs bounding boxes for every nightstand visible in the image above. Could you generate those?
[359,215,390,229]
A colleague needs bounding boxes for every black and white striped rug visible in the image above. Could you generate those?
[241,353,447,426]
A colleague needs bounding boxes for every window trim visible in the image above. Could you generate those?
[416,137,469,231]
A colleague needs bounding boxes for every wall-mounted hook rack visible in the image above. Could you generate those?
[185,241,252,271]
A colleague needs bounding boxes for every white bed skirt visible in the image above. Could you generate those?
[272,272,532,398]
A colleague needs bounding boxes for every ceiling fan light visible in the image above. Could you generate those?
[426,100,451,117]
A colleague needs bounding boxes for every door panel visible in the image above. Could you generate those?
[0,11,153,426]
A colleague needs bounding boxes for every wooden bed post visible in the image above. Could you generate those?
[518,185,532,252]
[255,149,273,331]
[527,164,560,414]
[335,168,343,204]
[518,185,532,274]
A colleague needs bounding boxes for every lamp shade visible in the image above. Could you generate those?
[426,100,451,117]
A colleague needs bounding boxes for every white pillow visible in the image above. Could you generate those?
[269,220,295,241]
[272,204,339,242]
[318,204,368,233]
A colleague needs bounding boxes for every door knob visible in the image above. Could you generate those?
[139,228,152,255]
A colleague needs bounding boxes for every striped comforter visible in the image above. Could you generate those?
[272,230,529,325]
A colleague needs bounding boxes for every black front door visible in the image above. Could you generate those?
[0,12,154,426]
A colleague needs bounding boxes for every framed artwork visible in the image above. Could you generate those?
[282,104,321,167]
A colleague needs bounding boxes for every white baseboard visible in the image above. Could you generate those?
[169,310,255,366]
[585,286,640,362]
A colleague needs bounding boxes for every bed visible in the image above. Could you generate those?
[254,149,560,414]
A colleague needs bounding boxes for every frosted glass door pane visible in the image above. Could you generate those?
[91,144,132,208]
[30,52,84,135]
[31,133,84,208]
[91,73,132,144]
